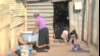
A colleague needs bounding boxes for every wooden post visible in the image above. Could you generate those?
[87,0,91,46]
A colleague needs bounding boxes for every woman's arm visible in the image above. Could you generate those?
[33,21,39,33]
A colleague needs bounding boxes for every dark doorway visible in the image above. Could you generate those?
[53,1,69,39]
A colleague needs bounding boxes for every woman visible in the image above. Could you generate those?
[33,12,50,52]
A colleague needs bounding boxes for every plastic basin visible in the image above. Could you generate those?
[20,31,39,43]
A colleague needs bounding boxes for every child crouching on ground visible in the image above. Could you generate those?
[61,30,68,43]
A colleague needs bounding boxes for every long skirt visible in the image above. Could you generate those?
[33,27,50,50]
[38,27,49,46]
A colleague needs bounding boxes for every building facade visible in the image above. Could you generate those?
[0,0,99,56]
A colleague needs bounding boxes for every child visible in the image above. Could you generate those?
[61,30,68,43]
[68,29,81,52]
[69,29,78,45]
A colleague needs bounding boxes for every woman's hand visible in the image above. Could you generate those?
[33,29,39,34]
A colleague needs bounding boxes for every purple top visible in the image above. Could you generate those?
[36,17,46,30]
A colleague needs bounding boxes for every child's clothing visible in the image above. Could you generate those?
[61,30,68,39]
[61,30,68,43]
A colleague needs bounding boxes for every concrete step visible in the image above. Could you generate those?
[26,6,53,10]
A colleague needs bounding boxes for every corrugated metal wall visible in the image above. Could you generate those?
[82,0,99,47]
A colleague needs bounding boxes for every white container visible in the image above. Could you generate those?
[20,31,39,43]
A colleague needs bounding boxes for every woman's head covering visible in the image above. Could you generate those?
[34,10,40,14]
[33,10,40,18]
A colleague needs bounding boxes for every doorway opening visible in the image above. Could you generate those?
[53,1,69,39]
